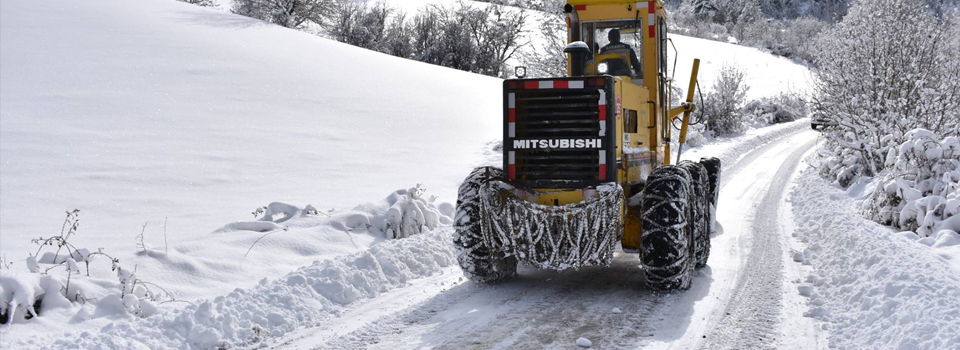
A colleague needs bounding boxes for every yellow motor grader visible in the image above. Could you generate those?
[454,0,720,290]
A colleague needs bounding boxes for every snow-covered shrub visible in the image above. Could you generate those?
[3,210,177,323]
[863,129,960,237]
[377,185,446,239]
[668,3,732,41]
[778,17,827,62]
[741,93,807,126]
[813,0,960,185]
[703,64,749,136]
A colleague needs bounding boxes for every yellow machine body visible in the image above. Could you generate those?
[501,0,699,252]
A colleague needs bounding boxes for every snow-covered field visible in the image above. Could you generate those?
[3,0,953,349]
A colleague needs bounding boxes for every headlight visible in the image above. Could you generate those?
[515,66,527,79]
[597,63,608,74]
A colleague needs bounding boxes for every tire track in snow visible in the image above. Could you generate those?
[698,136,818,349]
[319,253,666,349]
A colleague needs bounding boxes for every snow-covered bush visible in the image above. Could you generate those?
[703,65,749,136]
[863,129,960,237]
[741,93,807,126]
[777,17,827,62]
[814,0,960,185]
[378,185,446,239]
[664,0,832,62]
[1,210,177,323]
[668,3,732,41]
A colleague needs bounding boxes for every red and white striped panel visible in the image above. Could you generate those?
[599,150,607,180]
[522,80,585,89]
[646,1,656,38]
[598,89,607,137]
[598,89,607,180]
[508,92,516,138]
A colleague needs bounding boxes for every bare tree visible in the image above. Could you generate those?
[232,0,332,29]
[328,1,391,50]
[519,0,566,78]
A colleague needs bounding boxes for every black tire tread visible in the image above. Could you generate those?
[641,165,694,290]
[453,166,517,283]
[680,161,711,269]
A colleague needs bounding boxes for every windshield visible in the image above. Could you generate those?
[581,20,642,75]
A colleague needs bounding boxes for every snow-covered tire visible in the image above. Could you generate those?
[679,161,709,264]
[453,166,517,284]
[699,157,721,206]
[641,165,695,290]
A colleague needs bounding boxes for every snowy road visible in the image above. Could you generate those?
[273,130,821,350]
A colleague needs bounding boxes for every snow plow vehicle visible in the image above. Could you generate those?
[454,0,720,290]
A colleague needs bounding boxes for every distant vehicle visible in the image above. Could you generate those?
[811,112,837,130]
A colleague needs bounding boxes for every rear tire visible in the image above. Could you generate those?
[679,161,710,269]
[641,165,695,290]
[453,166,517,284]
[699,157,721,207]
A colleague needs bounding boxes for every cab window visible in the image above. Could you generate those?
[580,20,642,76]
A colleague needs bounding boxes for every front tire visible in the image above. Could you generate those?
[453,166,517,283]
[641,165,695,290]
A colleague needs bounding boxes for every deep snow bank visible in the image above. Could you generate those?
[790,168,960,350]
[5,229,457,349]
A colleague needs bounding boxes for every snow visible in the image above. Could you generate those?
[668,34,815,100]
[5,0,954,348]
[0,0,500,268]
[5,229,457,349]
[790,165,960,349]
[576,336,593,347]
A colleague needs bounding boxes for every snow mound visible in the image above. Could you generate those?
[332,185,453,239]
[23,230,458,349]
[576,337,593,347]
[791,168,960,349]
[214,187,452,240]
[0,272,42,322]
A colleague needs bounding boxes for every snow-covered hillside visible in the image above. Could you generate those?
[0,0,503,259]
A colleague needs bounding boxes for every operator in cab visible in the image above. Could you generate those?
[600,29,642,76]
